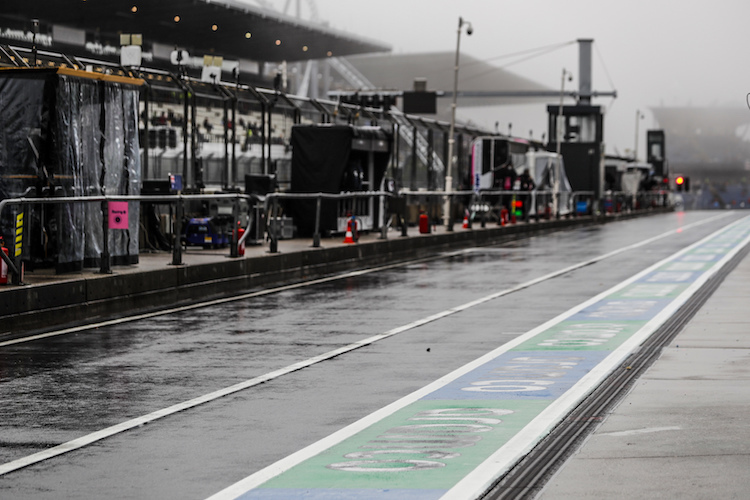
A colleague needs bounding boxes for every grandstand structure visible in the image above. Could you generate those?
[0,0,390,86]
[0,0,559,197]
[341,52,554,116]
[1,1,388,189]
[651,107,750,184]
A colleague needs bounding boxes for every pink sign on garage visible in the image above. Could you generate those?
[109,202,129,229]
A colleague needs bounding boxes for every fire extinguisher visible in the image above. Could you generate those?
[0,236,8,286]
[419,211,430,234]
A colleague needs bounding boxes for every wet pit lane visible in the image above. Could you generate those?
[0,211,742,499]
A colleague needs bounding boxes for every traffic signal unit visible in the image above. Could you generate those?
[675,175,690,192]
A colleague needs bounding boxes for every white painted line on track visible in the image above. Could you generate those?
[0,212,732,477]
[601,426,681,437]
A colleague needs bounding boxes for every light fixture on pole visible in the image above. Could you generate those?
[554,68,572,216]
[555,68,572,158]
[634,109,645,161]
[443,16,472,230]
[120,33,143,68]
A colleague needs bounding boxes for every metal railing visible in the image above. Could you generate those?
[1,188,673,284]
[261,191,394,252]
[0,192,251,284]
[601,190,672,214]
[398,188,569,230]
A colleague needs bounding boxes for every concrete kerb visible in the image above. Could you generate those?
[0,210,668,339]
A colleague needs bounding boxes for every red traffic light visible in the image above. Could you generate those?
[675,176,685,186]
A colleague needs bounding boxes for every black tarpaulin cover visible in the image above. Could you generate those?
[288,124,391,236]
[0,68,141,272]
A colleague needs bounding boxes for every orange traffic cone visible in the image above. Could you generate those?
[462,213,469,229]
[343,219,356,244]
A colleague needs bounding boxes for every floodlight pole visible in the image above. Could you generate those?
[555,69,571,158]
[634,109,644,161]
[555,68,572,217]
[444,16,472,230]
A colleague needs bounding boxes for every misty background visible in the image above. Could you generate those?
[260,0,750,158]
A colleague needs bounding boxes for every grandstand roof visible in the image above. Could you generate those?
[343,52,553,110]
[650,107,750,136]
[1,0,390,63]
[650,107,750,165]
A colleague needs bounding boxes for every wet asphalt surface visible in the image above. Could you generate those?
[0,211,744,499]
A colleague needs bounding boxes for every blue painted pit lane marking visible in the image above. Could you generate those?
[567,298,674,322]
[208,215,750,500]
[420,351,607,401]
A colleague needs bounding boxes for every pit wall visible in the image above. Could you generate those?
[1,210,668,338]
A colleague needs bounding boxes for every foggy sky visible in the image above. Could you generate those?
[264,0,750,156]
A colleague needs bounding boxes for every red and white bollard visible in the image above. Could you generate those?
[237,225,245,257]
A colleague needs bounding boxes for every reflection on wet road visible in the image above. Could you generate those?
[0,211,741,499]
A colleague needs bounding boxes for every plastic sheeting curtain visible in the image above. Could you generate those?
[0,74,46,258]
[101,82,141,265]
[0,70,141,272]
[55,76,90,269]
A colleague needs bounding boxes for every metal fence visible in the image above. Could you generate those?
[0,188,673,284]
[0,192,248,284]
